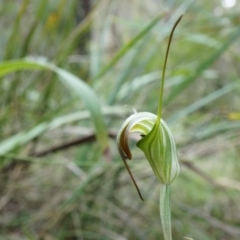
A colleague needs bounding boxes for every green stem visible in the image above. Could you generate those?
[160,184,172,240]
[157,15,183,123]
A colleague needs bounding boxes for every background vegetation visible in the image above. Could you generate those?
[0,0,240,239]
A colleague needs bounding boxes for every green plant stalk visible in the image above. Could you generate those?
[160,185,172,240]
[156,15,182,239]
[157,15,183,124]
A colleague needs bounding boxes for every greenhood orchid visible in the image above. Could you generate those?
[117,112,180,199]
[117,15,183,240]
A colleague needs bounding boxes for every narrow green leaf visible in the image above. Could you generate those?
[0,58,108,152]
[3,0,30,60]
[168,82,239,123]
[195,121,240,140]
[20,0,48,56]
[165,26,240,104]
[92,12,164,81]
[0,106,130,158]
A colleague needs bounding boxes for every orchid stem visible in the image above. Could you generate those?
[157,15,183,123]
[160,184,172,240]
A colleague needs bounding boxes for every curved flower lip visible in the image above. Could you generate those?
[117,112,157,201]
[117,112,157,160]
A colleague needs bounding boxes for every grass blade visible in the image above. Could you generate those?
[0,58,108,152]
[165,26,240,104]
[92,12,164,81]
[168,82,239,123]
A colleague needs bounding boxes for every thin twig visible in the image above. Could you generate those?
[32,130,117,157]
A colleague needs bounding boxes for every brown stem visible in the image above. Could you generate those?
[122,158,144,201]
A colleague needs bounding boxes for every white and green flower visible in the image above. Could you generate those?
[116,15,183,240]
[117,111,179,187]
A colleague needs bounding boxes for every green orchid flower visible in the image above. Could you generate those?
[117,112,179,198]
[117,15,183,240]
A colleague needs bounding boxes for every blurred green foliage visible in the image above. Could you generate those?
[0,0,240,239]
